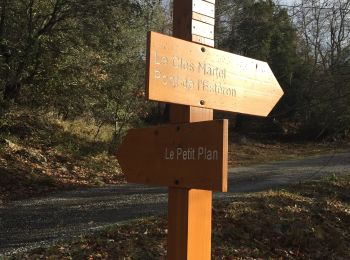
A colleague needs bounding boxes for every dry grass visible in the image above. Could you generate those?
[212,175,350,259]
[230,140,350,166]
[0,109,123,202]
[49,117,115,143]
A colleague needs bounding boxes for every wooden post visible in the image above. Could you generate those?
[167,0,215,259]
[118,0,283,257]
[167,188,212,259]
[117,0,283,258]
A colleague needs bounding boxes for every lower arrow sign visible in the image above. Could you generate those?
[117,120,228,192]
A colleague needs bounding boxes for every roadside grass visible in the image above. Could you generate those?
[12,173,350,259]
[0,108,123,202]
[230,140,349,166]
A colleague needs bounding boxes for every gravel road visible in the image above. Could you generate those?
[1,151,349,256]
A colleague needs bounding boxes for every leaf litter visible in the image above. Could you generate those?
[10,173,350,259]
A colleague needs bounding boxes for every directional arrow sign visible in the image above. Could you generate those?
[146,32,284,116]
[117,120,228,192]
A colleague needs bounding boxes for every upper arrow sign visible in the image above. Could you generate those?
[146,32,284,116]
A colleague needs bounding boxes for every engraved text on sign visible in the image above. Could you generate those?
[117,120,228,192]
[147,32,284,116]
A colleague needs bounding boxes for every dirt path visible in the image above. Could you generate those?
[1,151,349,256]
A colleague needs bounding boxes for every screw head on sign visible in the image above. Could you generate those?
[200,100,205,105]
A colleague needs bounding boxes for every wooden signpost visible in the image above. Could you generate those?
[117,0,284,259]
[117,120,228,191]
[147,32,283,116]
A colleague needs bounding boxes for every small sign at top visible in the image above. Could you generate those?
[203,0,215,5]
[193,0,215,18]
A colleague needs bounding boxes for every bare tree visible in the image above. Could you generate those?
[294,0,350,71]
[292,0,350,138]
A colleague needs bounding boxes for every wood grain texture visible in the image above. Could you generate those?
[167,188,189,260]
[167,188,212,260]
[192,34,214,47]
[192,20,214,39]
[193,0,215,18]
[187,189,212,260]
[172,0,192,40]
[117,120,228,192]
[167,1,216,259]
[192,12,215,25]
[169,105,214,123]
[147,32,284,116]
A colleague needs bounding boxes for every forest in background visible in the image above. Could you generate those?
[1,1,349,256]
[0,0,349,148]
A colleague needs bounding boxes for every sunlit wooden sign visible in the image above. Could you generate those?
[118,0,285,258]
[146,32,284,116]
[117,120,228,192]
